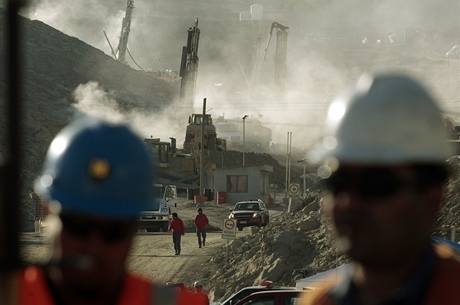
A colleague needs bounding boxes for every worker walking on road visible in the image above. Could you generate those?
[194,208,209,248]
[301,74,460,305]
[17,118,207,305]
[169,212,185,255]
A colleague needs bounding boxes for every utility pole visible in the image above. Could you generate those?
[199,98,206,197]
[285,131,292,197]
[285,132,289,197]
[2,0,25,303]
[288,132,292,189]
[242,114,248,168]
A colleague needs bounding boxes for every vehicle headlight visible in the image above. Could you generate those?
[252,213,259,218]
[229,213,234,219]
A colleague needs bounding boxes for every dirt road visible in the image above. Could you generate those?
[21,200,285,292]
[129,232,225,284]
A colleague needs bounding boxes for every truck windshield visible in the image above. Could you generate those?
[235,202,259,211]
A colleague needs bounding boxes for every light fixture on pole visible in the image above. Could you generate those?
[242,114,248,168]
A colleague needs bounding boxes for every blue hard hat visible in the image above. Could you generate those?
[35,118,158,218]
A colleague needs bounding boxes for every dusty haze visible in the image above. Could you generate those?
[24,0,460,149]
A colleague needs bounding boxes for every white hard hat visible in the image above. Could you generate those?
[310,73,454,166]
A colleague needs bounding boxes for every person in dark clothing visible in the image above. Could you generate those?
[194,208,209,248]
[169,212,185,255]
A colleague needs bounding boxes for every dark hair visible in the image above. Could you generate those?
[172,212,178,217]
[412,163,449,188]
[197,208,202,212]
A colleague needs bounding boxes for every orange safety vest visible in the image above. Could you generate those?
[18,266,207,305]
[300,245,460,305]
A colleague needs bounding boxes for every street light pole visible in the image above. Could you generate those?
[200,98,206,197]
[242,114,248,168]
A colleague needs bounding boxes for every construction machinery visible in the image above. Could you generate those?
[104,0,144,69]
[183,114,218,155]
[264,22,289,91]
[179,19,200,106]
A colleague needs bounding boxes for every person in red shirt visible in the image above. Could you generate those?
[169,213,185,255]
[194,208,209,248]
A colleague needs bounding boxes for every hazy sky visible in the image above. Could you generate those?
[22,0,460,147]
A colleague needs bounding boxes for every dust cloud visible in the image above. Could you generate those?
[25,0,460,149]
[73,82,188,144]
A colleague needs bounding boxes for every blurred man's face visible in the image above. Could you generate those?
[198,209,202,214]
[323,164,439,269]
[53,213,136,301]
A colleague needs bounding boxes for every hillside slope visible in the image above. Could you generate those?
[0,10,178,228]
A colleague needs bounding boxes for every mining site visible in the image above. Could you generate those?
[2,0,460,304]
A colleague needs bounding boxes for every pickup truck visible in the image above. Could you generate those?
[137,184,176,232]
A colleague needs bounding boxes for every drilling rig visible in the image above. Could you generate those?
[179,19,200,107]
[104,0,135,64]
[264,22,289,91]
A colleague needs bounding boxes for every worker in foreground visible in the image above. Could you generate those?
[302,74,460,305]
[17,118,207,305]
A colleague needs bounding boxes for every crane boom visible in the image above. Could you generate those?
[116,0,135,63]
[179,19,200,106]
[264,22,289,91]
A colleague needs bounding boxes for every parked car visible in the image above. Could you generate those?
[221,282,295,305]
[228,199,269,231]
[233,290,303,305]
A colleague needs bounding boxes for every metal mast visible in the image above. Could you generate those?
[179,19,200,107]
[116,0,134,63]
[265,22,289,91]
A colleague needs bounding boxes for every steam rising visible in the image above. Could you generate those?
[26,0,460,149]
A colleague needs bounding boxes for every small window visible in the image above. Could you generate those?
[227,175,248,193]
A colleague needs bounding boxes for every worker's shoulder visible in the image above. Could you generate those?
[298,283,336,305]
[426,245,460,305]
[434,244,460,282]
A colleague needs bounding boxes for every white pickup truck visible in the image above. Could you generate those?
[138,184,177,232]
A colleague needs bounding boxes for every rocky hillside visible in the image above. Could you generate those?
[200,190,348,301]
[202,159,460,301]
[0,9,179,228]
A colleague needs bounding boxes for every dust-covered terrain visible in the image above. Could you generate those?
[0,9,179,229]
